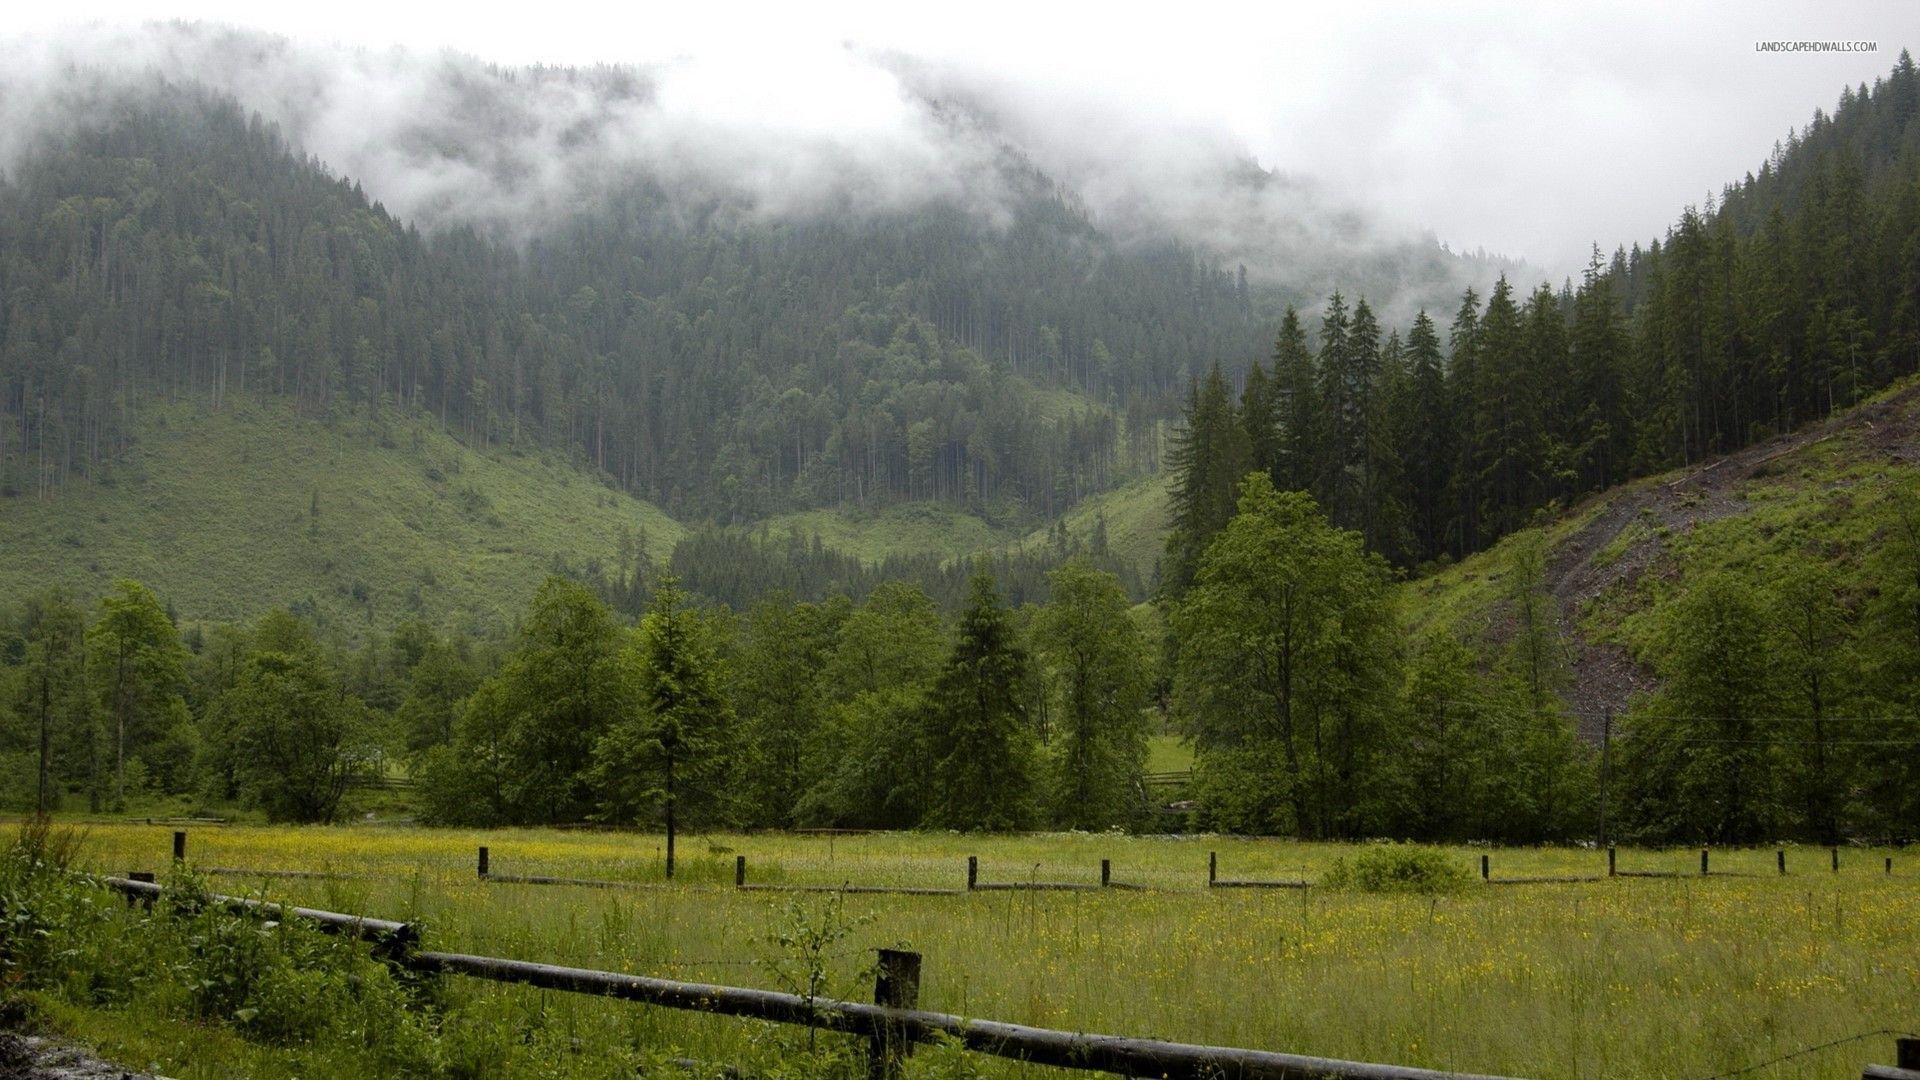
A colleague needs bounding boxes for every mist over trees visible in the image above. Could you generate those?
[1163,51,1920,577]
[1,47,1919,845]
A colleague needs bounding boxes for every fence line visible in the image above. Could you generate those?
[147,833,1905,902]
[91,873,1516,1080]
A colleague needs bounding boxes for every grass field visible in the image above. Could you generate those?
[0,400,683,638]
[31,822,1920,1080]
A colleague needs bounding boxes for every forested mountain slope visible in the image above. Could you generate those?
[0,57,1503,534]
[1404,373,1920,837]
[0,399,681,635]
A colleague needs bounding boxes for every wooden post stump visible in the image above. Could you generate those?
[966,856,977,891]
[172,830,186,862]
[1480,854,1489,881]
[1101,859,1111,887]
[1701,848,1709,876]
[1208,851,1217,886]
[1897,1036,1920,1070]
[477,846,489,878]
[126,871,156,909]
[1608,846,1616,877]
[736,855,747,887]
[869,948,922,1080]
[1777,849,1786,875]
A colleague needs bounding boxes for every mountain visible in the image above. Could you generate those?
[0,398,681,636]
[0,28,1511,540]
[1407,373,1920,742]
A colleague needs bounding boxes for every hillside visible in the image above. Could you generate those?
[0,401,682,635]
[1017,471,1172,585]
[1407,374,1920,739]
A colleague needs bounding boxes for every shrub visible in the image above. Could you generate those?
[1322,844,1471,894]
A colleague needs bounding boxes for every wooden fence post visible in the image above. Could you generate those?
[1480,854,1489,881]
[869,948,921,1080]
[1101,859,1111,887]
[172,830,186,863]
[1607,846,1616,877]
[967,856,977,891]
[1886,857,1893,876]
[1898,1037,1920,1070]
[127,871,155,910]
[736,855,747,887]
[1208,851,1217,886]
[1777,849,1786,875]
[1700,848,1709,876]
[1832,847,1840,873]
[477,846,489,879]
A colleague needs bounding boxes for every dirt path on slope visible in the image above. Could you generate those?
[1545,380,1920,739]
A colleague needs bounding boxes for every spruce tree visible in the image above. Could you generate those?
[925,570,1039,830]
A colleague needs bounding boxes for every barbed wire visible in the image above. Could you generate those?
[643,947,870,970]
[1692,1027,1915,1079]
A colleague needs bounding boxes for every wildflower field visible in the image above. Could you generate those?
[18,824,1920,1079]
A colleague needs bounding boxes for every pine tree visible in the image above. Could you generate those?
[1162,365,1248,599]
[1271,307,1322,495]
[593,575,735,875]
[1403,310,1453,562]
[925,570,1039,830]
[1568,246,1629,494]
[1445,288,1483,553]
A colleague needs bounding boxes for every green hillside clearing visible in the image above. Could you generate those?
[0,402,683,637]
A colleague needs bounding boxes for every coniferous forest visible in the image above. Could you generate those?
[3,50,1920,846]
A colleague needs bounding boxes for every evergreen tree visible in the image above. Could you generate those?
[1402,310,1453,562]
[1568,246,1629,494]
[1161,364,1248,599]
[1270,307,1322,495]
[592,576,735,875]
[924,570,1039,830]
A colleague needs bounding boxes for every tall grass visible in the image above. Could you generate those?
[17,823,1914,1078]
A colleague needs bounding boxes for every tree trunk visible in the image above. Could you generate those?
[665,754,677,880]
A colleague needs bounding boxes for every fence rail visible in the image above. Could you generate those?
[146,832,1906,900]
[91,873,1516,1080]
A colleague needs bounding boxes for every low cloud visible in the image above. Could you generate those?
[1,21,1521,317]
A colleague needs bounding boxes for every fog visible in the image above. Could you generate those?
[3,5,1910,299]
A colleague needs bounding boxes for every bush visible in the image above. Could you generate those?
[1322,844,1471,894]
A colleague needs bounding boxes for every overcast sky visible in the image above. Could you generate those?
[11,2,1912,277]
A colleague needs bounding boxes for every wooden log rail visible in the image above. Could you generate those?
[405,949,1518,1080]
[85,871,1518,1080]
[1862,1037,1920,1079]
[98,875,414,951]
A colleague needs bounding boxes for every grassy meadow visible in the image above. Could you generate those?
[0,400,683,638]
[29,822,1920,1079]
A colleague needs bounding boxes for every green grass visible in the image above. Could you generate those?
[1017,472,1172,584]
[754,503,1022,565]
[36,823,1920,1080]
[1145,734,1192,774]
[0,401,683,638]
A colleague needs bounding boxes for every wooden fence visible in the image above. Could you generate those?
[92,873,1518,1080]
[1863,1039,1920,1079]
[158,828,1903,894]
